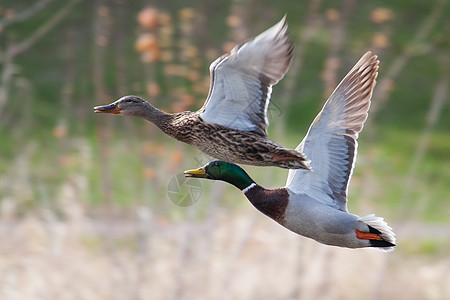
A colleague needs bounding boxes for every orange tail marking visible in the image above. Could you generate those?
[268,152,298,162]
[355,229,383,241]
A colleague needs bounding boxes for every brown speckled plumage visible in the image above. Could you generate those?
[154,111,307,169]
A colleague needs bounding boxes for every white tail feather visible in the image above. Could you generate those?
[359,214,396,252]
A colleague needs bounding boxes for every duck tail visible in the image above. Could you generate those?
[358,214,396,252]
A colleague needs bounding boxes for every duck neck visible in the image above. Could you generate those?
[140,102,171,126]
[216,165,288,223]
[223,166,256,192]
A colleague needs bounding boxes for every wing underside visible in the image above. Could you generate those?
[286,52,379,211]
[199,16,293,136]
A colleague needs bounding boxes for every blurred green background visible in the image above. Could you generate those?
[0,0,449,299]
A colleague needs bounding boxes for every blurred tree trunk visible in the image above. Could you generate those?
[93,0,113,206]
[113,0,136,134]
[60,28,76,128]
[276,0,322,139]
[322,0,356,97]
[227,0,250,42]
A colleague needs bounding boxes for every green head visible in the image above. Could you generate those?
[184,161,255,191]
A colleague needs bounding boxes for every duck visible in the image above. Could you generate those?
[184,52,396,251]
[94,17,309,170]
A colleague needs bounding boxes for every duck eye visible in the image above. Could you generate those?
[213,162,221,167]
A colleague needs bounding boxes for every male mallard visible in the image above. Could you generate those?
[94,17,309,169]
[185,52,396,251]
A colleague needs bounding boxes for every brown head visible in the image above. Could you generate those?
[94,95,167,123]
[94,95,152,116]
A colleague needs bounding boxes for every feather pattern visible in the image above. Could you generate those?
[286,52,379,211]
[199,16,293,136]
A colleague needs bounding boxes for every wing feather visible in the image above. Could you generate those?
[199,16,293,136]
[286,52,379,211]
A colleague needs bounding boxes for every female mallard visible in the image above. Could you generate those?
[185,52,396,251]
[94,17,309,169]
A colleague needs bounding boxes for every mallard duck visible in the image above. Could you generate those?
[185,52,396,251]
[94,17,309,169]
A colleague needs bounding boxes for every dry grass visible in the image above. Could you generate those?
[0,206,449,300]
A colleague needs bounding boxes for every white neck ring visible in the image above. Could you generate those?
[242,183,257,193]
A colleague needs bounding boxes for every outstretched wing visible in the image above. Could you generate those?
[286,52,379,212]
[198,16,293,136]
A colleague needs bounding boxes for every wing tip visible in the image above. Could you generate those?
[356,51,379,71]
[276,14,288,30]
[259,14,290,41]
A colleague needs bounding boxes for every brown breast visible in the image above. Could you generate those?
[244,186,289,225]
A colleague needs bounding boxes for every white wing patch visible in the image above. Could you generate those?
[286,52,379,212]
[199,16,293,136]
